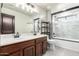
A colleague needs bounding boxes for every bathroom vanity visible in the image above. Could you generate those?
[0,35,47,56]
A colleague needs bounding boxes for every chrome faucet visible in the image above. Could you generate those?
[14,32,20,38]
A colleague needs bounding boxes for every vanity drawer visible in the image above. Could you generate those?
[18,40,35,48]
[36,37,47,43]
[0,43,20,55]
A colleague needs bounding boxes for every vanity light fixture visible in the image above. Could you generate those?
[15,3,38,13]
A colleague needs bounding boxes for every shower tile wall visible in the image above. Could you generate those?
[53,9,79,40]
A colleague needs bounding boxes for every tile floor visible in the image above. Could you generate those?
[43,46,79,56]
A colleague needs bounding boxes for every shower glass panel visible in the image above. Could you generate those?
[52,9,79,40]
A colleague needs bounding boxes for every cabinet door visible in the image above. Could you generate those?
[42,40,47,54]
[36,43,42,56]
[23,46,35,56]
[1,13,15,34]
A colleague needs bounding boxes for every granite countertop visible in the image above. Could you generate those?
[0,34,47,46]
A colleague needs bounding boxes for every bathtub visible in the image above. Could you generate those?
[48,37,79,52]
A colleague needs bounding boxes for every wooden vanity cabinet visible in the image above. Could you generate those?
[36,42,42,56]
[35,37,47,56]
[0,40,35,56]
[0,43,21,56]
[0,36,47,56]
[23,46,35,56]
[10,50,21,56]
[42,40,47,54]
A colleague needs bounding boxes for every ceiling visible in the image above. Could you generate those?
[33,3,59,10]
[2,3,36,16]
[2,3,59,13]
[2,3,79,16]
[1,3,59,17]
